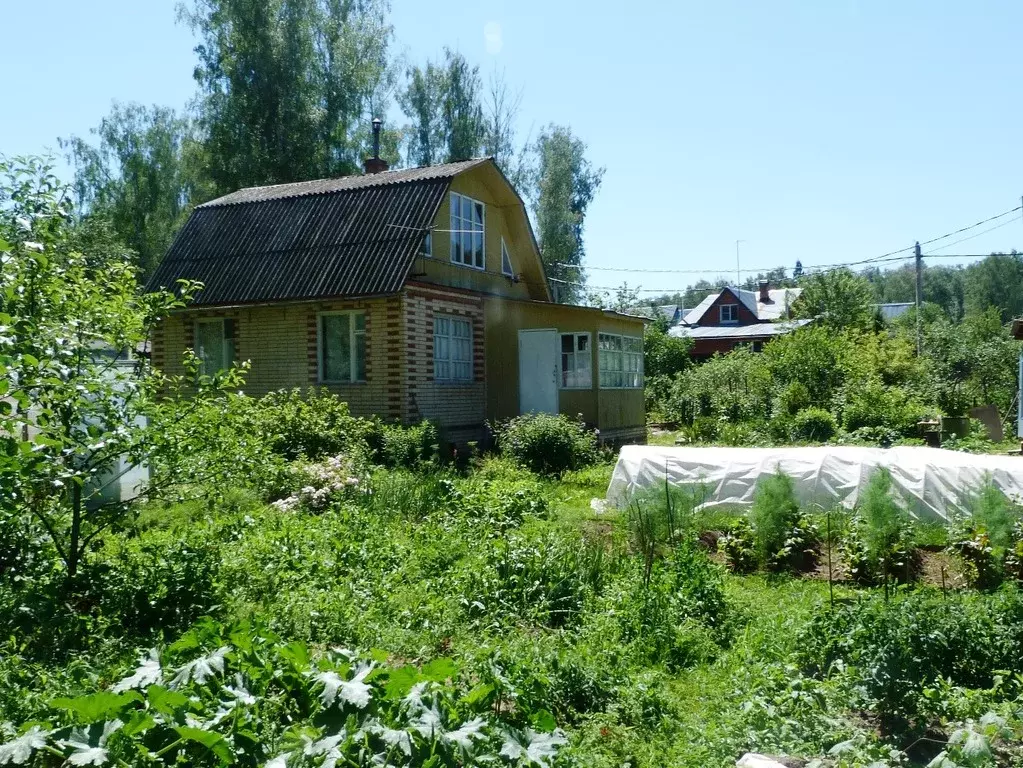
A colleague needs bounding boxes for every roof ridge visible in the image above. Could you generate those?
[199,157,492,208]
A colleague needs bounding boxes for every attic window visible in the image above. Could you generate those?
[501,239,513,277]
[720,304,739,323]
[450,192,485,269]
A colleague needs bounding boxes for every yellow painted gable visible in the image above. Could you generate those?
[410,161,551,302]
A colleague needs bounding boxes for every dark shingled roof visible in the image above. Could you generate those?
[147,158,490,306]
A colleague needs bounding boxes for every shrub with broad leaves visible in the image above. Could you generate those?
[0,620,568,767]
[491,414,597,476]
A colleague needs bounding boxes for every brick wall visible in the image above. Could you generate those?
[151,297,402,420]
[402,284,486,433]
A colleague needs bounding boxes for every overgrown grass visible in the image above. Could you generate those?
[4,454,1023,767]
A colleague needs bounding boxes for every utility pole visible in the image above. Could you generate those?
[914,241,923,355]
[735,240,745,286]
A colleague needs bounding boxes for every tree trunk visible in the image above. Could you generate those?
[68,482,82,578]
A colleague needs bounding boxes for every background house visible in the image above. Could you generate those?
[669,281,809,358]
[148,150,646,445]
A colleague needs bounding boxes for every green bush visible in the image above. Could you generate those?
[842,468,915,586]
[253,388,376,460]
[791,407,837,442]
[469,528,604,628]
[950,483,1021,589]
[377,420,439,469]
[799,588,1023,731]
[493,413,598,476]
[94,531,224,637]
[619,542,733,670]
[748,470,814,570]
[842,379,926,436]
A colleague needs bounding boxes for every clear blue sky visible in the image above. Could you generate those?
[6,0,1023,297]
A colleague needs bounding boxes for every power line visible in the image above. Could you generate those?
[548,203,1023,276]
[923,216,1019,254]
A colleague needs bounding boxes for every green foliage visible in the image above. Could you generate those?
[493,413,597,476]
[949,482,1023,589]
[61,102,196,275]
[748,471,814,571]
[617,542,733,671]
[0,618,569,767]
[664,347,772,425]
[841,379,926,435]
[0,157,232,577]
[527,125,604,303]
[377,420,439,470]
[792,267,876,331]
[182,0,396,195]
[763,325,850,410]
[791,407,837,442]
[799,588,1023,730]
[251,388,377,462]
[643,324,691,379]
[843,468,915,586]
[398,48,487,165]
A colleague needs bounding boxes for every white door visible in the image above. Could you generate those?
[518,329,558,415]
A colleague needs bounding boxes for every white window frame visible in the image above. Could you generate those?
[421,230,433,257]
[194,318,234,376]
[501,238,514,277]
[560,332,592,389]
[598,333,644,389]
[449,192,486,270]
[434,314,473,383]
[317,311,366,384]
[720,303,739,323]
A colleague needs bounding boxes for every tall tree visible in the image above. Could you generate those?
[792,268,876,331]
[61,103,194,275]
[442,49,484,162]
[482,69,522,173]
[398,48,485,166]
[527,125,604,304]
[963,252,1023,322]
[182,0,394,194]
[397,62,445,166]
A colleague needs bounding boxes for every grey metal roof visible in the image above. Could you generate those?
[147,159,490,306]
[876,302,913,321]
[670,318,813,340]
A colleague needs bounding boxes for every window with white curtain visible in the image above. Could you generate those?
[434,315,472,382]
[318,312,366,383]
[449,192,485,269]
[560,333,591,388]
[598,333,643,388]
[195,319,235,376]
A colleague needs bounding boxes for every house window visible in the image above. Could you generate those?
[560,333,592,389]
[450,192,485,269]
[434,315,472,382]
[598,333,643,389]
[501,239,514,277]
[319,312,366,383]
[195,319,234,376]
[720,304,739,323]
[422,231,433,257]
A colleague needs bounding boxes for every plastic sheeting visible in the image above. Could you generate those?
[607,445,1023,522]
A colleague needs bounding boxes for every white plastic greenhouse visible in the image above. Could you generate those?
[606,445,1023,522]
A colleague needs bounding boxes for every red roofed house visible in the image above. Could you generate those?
[669,281,809,359]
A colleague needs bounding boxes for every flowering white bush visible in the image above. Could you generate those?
[271,454,368,512]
